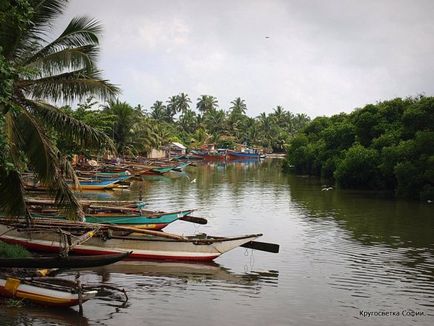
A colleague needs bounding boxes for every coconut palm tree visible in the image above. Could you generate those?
[204,109,226,134]
[0,0,119,218]
[102,100,135,153]
[150,100,168,122]
[196,95,218,114]
[229,97,247,115]
[178,109,197,134]
[176,93,191,114]
[228,97,247,137]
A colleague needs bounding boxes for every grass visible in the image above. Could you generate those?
[0,241,31,258]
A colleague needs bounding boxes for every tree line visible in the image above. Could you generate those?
[59,94,310,155]
[284,96,434,200]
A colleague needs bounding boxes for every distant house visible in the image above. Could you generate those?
[147,148,166,159]
[201,144,216,152]
[169,142,187,157]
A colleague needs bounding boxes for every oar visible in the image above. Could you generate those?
[240,241,280,253]
[179,215,208,225]
[102,224,186,240]
[13,216,187,241]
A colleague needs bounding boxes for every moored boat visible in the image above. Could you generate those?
[0,276,97,307]
[226,149,260,160]
[0,252,130,269]
[26,200,195,230]
[0,218,263,262]
[69,178,121,190]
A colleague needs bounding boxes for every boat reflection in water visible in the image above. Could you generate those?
[91,260,279,288]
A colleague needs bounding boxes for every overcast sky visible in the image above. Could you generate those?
[57,0,434,118]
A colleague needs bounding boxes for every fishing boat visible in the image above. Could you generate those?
[0,218,268,262]
[0,252,130,269]
[69,178,121,190]
[76,171,133,184]
[26,200,196,230]
[0,276,97,307]
[198,149,227,161]
[226,149,260,160]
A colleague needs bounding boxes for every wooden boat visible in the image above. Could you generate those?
[76,171,133,184]
[27,200,195,230]
[0,252,130,269]
[69,178,121,190]
[0,218,264,262]
[226,150,260,160]
[0,276,97,307]
[200,151,227,161]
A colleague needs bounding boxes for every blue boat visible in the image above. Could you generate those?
[226,150,260,160]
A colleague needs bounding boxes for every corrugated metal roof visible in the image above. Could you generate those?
[171,142,186,149]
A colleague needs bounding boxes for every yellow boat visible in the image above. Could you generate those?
[0,276,97,307]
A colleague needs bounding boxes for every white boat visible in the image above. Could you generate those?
[0,219,262,262]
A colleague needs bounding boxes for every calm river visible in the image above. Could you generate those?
[1,159,433,325]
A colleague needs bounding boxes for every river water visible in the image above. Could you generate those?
[1,159,433,325]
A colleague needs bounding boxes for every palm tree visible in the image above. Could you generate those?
[196,95,218,114]
[102,100,135,153]
[166,95,179,120]
[0,0,119,218]
[178,109,197,134]
[228,97,247,137]
[257,112,277,149]
[176,93,191,114]
[229,97,247,115]
[150,101,168,122]
[204,109,226,134]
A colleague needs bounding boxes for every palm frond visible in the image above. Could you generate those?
[26,99,115,151]
[6,107,83,219]
[0,167,26,217]
[19,67,120,102]
[2,0,67,60]
[28,0,67,34]
[22,16,102,66]
[24,45,98,76]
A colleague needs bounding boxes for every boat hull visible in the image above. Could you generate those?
[0,278,96,307]
[0,225,261,262]
[226,151,260,160]
[30,209,194,230]
[0,252,130,268]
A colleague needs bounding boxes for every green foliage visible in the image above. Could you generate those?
[284,96,434,200]
[0,0,118,218]
[334,144,380,189]
[0,240,31,258]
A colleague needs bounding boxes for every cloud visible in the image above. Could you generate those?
[57,0,434,117]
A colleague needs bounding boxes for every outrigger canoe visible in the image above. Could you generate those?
[27,200,196,230]
[0,218,263,262]
[69,178,121,190]
[0,276,97,307]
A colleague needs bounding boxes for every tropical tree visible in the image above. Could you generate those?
[227,97,247,137]
[204,109,226,135]
[178,108,197,134]
[166,95,179,121]
[176,92,191,114]
[102,100,136,152]
[0,0,119,218]
[150,100,168,122]
[196,95,218,114]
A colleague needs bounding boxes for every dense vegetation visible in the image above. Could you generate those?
[284,96,434,200]
[0,0,118,217]
[58,95,311,155]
